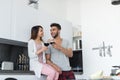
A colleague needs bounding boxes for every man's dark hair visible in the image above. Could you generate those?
[50,23,61,30]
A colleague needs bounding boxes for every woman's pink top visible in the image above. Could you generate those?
[36,43,43,63]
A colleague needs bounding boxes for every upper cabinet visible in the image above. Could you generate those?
[10,0,73,44]
[0,0,41,42]
[0,0,12,39]
[11,0,40,42]
[0,0,73,44]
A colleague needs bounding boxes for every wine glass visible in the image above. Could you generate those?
[44,43,49,47]
[50,41,55,45]
[48,39,55,45]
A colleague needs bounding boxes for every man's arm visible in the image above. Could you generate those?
[45,54,62,74]
[52,44,73,57]
[59,47,73,57]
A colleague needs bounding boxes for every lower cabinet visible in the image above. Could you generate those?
[0,75,37,80]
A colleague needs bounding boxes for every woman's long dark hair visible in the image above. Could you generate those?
[30,25,43,41]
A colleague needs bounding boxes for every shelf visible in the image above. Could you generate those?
[73,36,82,39]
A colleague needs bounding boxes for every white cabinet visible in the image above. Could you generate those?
[11,0,40,42]
[0,0,73,43]
[0,0,12,39]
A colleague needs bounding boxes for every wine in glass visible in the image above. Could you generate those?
[44,43,49,46]
[50,41,55,44]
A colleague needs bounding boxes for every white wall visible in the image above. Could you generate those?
[80,0,120,78]
[66,0,81,25]
[39,0,81,26]
[38,0,67,20]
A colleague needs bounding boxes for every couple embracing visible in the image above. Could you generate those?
[28,23,75,80]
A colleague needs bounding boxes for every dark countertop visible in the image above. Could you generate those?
[0,70,35,75]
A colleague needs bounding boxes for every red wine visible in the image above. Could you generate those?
[44,43,49,46]
[50,42,55,44]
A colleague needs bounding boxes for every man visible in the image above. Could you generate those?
[46,23,75,80]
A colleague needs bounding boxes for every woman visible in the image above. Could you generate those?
[28,25,59,80]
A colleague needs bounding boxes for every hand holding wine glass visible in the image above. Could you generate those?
[48,39,55,45]
[41,46,48,51]
[44,43,49,47]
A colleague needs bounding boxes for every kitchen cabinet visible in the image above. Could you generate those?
[0,0,12,39]
[11,0,40,42]
[0,0,40,42]
[0,0,73,43]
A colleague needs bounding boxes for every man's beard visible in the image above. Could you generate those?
[53,32,58,38]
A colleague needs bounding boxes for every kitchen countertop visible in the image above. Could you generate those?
[0,70,34,75]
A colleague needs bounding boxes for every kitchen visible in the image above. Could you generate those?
[0,0,79,80]
[1,0,120,80]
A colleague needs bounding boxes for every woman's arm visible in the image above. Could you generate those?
[36,46,48,55]
[28,40,37,58]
